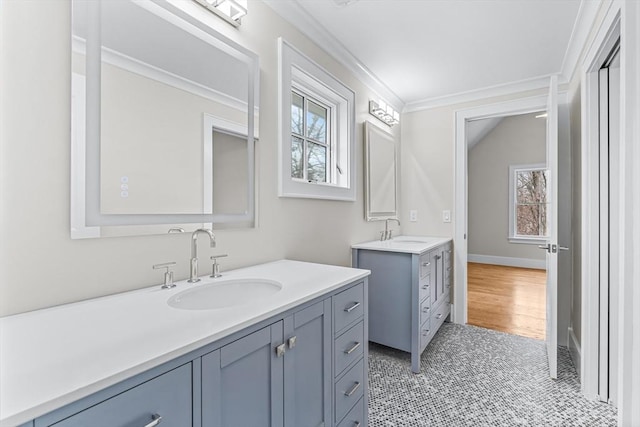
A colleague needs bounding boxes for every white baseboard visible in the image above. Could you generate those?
[467,254,546,270]
[568,326,581,379]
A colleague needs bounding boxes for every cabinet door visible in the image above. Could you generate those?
[430,250,439,304]
[202,323,284,427]
[283,300,331,427]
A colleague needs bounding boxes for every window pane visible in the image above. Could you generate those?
[307,142,327,182]
[291,92,303,136]
[291,136,304,179]
[516,203,547,236]
[306,100,327,143]
[516,169,547,204]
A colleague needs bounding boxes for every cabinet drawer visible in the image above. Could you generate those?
[419,253,431,279]
[431,297,450,331]
[419,319,432,351]
[335,358,365,423]
[419,298,431,326]
[334,282,364,333]
[336,397,365,427]
[419,274,431,301]
[335,321,364,377]
[52,363,192,427]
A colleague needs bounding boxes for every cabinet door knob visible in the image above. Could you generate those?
[436,313,443,319]
[344,342,361,355]
[422,262,430,267]
[144,414,162,427]
[344,302,361,313]
[275,343,286,357]
[344,381,361,397]
[422,307,429,312]
[288,336,297,349]
[422,284,429,290]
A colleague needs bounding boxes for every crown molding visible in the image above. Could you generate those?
[404,74,555,113]
[560,0,605,84]
[261,0,405,110]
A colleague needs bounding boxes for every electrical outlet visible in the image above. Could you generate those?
[442,210,451,223]
[409,210,418,222]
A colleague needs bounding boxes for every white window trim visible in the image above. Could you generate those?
[508,163,548,244]
[278,38,355,201]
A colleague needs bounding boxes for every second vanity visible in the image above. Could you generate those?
[0,260,370,427]
[352,236,453,373]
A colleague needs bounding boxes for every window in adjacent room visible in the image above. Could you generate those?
[278,38,355,201]
[509,164,549,243]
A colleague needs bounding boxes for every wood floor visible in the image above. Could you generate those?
[467,262,546,340]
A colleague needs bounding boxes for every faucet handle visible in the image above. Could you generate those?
[153,262,176,289]
[210,254,228,278]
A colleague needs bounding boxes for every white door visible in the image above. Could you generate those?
[544,75,559,379]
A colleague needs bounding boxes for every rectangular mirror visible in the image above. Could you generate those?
[70,0,259,238]
[364,121,398,221]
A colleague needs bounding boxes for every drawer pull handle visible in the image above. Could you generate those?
[422,284,429,290]
[422,329,430,336]
[422,307,430,312]
[344,302,361,313]
[144,414,162,427]
[344,342,361,355]
[354,422,361,427]
[436,313,443,319]
[344,381,361,397]
[422,262,431,267]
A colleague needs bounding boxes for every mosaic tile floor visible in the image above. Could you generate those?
[368,323,617,426]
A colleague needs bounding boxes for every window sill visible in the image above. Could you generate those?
[508,236,547,245]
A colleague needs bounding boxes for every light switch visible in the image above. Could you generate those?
[409,210,418,222]
[442,210,451,223]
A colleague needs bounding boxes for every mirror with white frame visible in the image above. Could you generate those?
[364,121,398,221]
[70,0,259,238]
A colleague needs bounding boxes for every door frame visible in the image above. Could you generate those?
[453,94,549,325]
[581,1,640,421]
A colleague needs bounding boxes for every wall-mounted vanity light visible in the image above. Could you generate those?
[369,99,400,127]
[193,0,247,27]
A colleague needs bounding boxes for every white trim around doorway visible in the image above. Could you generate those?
[453,94,548,325]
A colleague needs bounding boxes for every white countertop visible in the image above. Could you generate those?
[0,260,370,427]
[352,235,452,254]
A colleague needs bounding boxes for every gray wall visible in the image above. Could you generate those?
[467,112,547,262]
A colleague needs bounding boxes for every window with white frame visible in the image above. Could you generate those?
[290,89,331,183]
[508,164,549,243]
[278,38,355,201]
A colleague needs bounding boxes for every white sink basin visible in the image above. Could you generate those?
[391,237,438,244]
[168,279,283,310]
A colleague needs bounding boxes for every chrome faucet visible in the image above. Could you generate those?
[188,228,216,283]
[381,218,401,241]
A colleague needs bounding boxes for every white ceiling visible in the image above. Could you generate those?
[264,0,596,110]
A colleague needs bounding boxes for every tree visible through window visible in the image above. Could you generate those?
[291,90,330,183]
[513,167,549,238]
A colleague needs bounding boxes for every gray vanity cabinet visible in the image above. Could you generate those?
[353,241,451,374]
[29,279,368,427]
[201,300,332,427]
